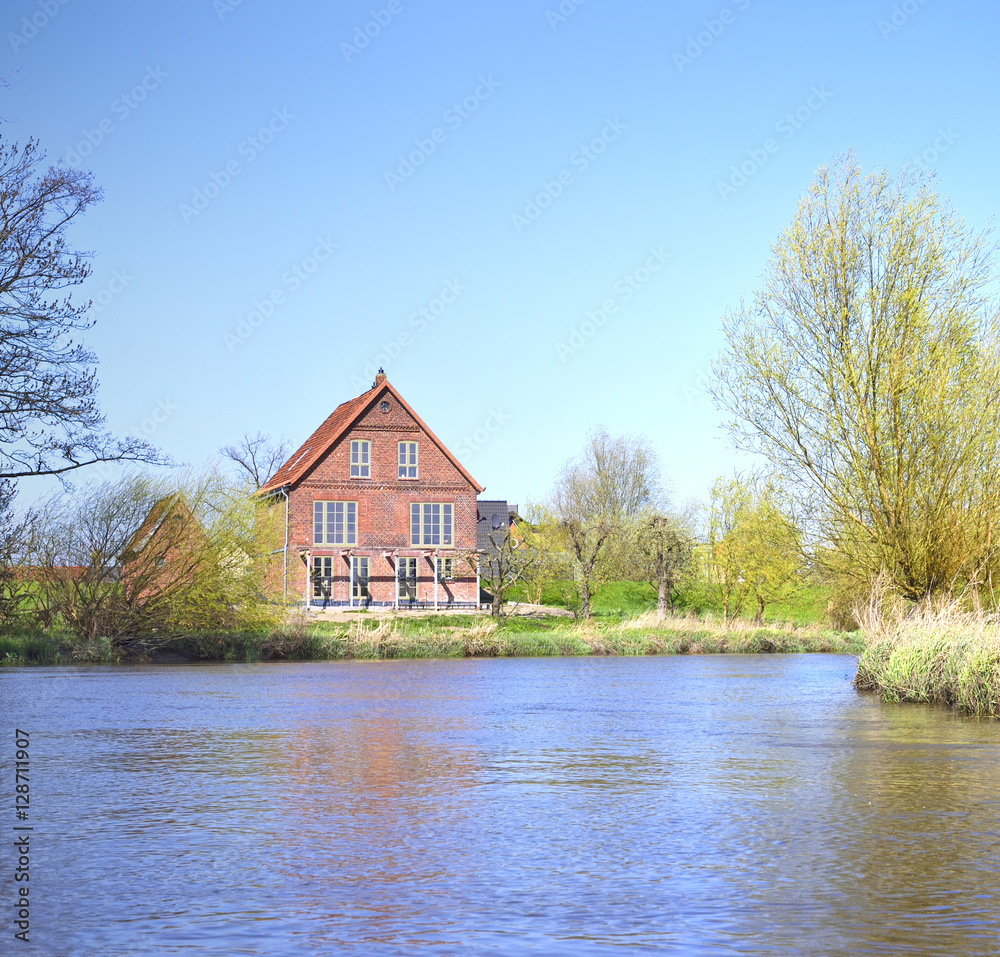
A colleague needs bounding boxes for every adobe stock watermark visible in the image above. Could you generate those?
[546,0,588,30]
[62,66,169,166]
[88,269,135,316]
[682,368,713,404]
[555,246,669,360]
[878,0,931,39]
[511,117,627,233]
[85,397,178,481]
[385,76,501,191]
[716,85,833,199]
[341,1,405,63]
[224,237,339,352]
[8,0,73,53]
[179,108,294,224]
[349,278,465,390]
[454,407,511,459]
[214,0,248,21]
[911,127,958,170]
[673,0,751,73]
[127,398,179,442]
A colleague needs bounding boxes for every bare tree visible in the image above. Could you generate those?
[479,521,534,619]
[220,432,289,491]
[552,429,660,619]
[25,472,281,644]
[0,139,164,479]
[0,479,30,626]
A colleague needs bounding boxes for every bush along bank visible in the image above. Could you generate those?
[0,613,861,666]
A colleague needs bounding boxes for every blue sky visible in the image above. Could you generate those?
[4,0,999,509]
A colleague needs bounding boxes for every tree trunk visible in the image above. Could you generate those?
[580,574,592,620]
[657,577,668,621]
[754,595,765,625]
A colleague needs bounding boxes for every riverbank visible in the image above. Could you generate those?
[0,612,861,665]
[855,608,1000,717]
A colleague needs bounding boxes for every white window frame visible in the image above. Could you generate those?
[351,556,370,605]
[313,501,357,545]
[398,441,418,480]
[397,557,418,602]
[312,556,335,599]
[436,557,455,581]
[350,440,370,478]
[410,503,453,547]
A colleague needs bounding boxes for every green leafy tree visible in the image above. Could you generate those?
[710,154,1000,602]
[630,508,697,620]
[707,475,801,623]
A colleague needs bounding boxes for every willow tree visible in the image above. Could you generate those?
[710,154,1000,602]
[552,430,660,619]
[707,475,801,624]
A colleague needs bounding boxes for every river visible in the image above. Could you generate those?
[1,654,998,955]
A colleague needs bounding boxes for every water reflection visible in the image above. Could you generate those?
[0,656,998,955]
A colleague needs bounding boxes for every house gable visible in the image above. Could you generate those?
[261,377,482,494]
[260,375,484,608]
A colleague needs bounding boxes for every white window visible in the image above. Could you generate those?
[397,557,417,602]
[436,557,455,581]
[313,501,357,545]
[410,503,453,546]
[312,556,335,599]
[352,557,370,602]
[350,440,370,478]
[398,441,418,479]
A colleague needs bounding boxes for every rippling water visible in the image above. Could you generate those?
[1,655,999,955]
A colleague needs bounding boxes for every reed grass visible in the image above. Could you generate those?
[855,598,1000,717]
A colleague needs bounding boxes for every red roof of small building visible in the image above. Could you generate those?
[259,377,484,495]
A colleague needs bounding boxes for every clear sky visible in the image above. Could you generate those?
[4,0,999,509]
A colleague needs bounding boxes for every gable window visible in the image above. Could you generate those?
[410,503,453,547]
[436,557,455,581]
[398,442,418,479]
[314,501,357,545]
[350,440,370,478]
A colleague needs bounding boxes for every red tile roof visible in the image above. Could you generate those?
[258,378,483,494]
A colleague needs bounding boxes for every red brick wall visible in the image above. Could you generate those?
[280,389,480,606]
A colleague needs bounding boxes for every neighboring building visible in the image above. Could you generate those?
[120,493,206,600]
[259,373,484,609]
[476,500,520,552]
[476,500,522,604]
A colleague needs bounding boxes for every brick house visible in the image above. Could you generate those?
[259,373,484,609]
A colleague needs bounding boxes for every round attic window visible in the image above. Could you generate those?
[380,400,390,413]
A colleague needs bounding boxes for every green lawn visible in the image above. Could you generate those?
[509,579,832,626]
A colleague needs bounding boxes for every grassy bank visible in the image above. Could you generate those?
[855,606,1000,717]
[0,612,861,666]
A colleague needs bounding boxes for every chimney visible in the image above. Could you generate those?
[374,367,386,387]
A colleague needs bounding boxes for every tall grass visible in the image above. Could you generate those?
[855,596,1000,717]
